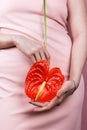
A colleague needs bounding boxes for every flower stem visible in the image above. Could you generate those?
[43,0,47,46]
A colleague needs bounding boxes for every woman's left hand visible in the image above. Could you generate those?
[29,80,78,112]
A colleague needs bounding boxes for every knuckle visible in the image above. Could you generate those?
[47,54,50,60]
[26,51,31,56]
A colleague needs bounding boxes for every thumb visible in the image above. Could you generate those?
[57,80,75,97]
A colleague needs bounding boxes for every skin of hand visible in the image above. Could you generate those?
[29,0,87,112]
[29,80,77,112]
[0,34,50,63]
[13,35,50,63]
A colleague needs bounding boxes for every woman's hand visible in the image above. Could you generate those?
[29,80,78,112]
[14,35,50,63]
[0,34,50,63]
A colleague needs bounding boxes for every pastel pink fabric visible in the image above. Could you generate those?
[82,62,87,130]
[0,0,84,130]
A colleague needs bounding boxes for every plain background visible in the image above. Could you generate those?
[82,0,87,129]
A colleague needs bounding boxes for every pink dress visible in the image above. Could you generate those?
[0,0,84,130]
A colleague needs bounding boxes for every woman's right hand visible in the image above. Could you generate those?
[0,33,50,63]
[14,35,50,63]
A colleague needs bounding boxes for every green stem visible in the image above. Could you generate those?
[43,0,47,46]
[34,1,47,102]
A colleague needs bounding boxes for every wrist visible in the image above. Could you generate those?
[69,69,82,88]
[69,77,80,88]
[70,79,79,89]
[0,34,16,48]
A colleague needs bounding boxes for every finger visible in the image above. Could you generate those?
[58,90,72,104]
[34,51,42,62]
[33,93,71,112]
[33,97,58,112]
[30,54,36,63]
[33,106,50,112]
[57,81,75,97]
[29,100,49,107]
[39,49,47,61]
[56,87,77,105]
[43,48,50,63]
[64,87,77,95]
[57,85,69,98]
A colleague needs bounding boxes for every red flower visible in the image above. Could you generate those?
[25,60,64,102]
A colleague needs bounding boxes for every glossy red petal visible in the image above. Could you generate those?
[25,60,64,102]
[25,60,49,100]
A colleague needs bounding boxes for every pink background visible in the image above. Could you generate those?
[82,1,87,130]
[82,62,87,130]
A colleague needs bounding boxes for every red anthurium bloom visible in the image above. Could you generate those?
[25,60,64,102]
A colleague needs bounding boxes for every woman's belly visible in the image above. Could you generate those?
[0,27,72,79]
